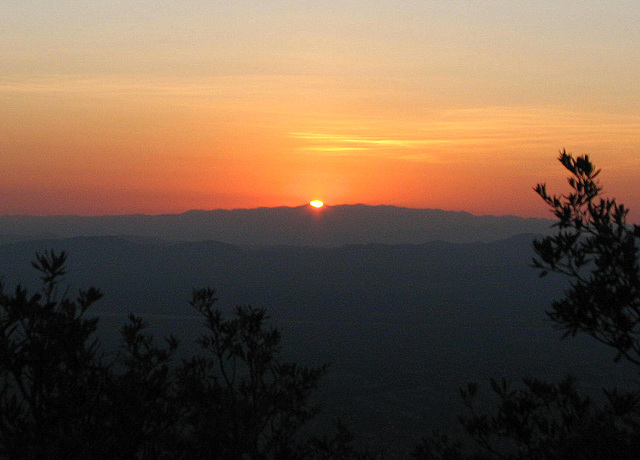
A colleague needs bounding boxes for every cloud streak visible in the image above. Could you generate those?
[290,132,450,160]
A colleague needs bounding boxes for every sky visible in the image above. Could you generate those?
[2,1,640,218]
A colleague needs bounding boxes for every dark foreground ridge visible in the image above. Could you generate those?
[0,231,635,456]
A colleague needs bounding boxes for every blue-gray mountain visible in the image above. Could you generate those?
[0,204,552,245]
[0,232,633,455]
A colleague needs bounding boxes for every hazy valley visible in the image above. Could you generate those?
[0,206,633,455]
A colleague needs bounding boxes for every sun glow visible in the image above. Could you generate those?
[309,200,324,208]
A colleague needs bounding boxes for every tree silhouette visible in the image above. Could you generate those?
[176,288,328,458]
[102,314,181,459]
[414,151,640,459]
[0,250,107,458]
[0,251,342,459]
[533,151,640,365]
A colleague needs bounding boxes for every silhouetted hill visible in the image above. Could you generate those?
[0,234,633,455]
[0,205,552,246]
[0,233,548,321]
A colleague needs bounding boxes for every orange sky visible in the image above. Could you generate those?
[2,2,640,218]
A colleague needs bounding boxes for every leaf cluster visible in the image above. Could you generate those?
[533,150,640,365]
[177,288,328,458]
[456,376,640,459]
[417,151,640,459]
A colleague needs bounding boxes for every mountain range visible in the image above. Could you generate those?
[0,204,552,246]
[1,205,628,455]
[0,231,633,454]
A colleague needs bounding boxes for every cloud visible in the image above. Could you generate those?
[289,132,449,160]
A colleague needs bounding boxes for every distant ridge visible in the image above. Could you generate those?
[0,205,552,246]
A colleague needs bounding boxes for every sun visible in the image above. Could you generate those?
[309,200,324,208]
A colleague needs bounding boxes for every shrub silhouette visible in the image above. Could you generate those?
[0,250,108,458]
[176,288,328,458]
[414,151,640,459]
[0,251,332,459]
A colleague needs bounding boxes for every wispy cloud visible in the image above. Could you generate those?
[289,132,450,160]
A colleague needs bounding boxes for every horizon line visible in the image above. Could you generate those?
[0,203,552,221]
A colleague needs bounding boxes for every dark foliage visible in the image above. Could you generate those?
[417,151,640,459]
[103,314,180,459]
[0,250,107,458]
[533,151,640,365]
[0,251,334,459]
[302,420,385,460]
[176,288,328,458]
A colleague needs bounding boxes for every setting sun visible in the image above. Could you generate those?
[2,2,640,219]
[309,200,324,208]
